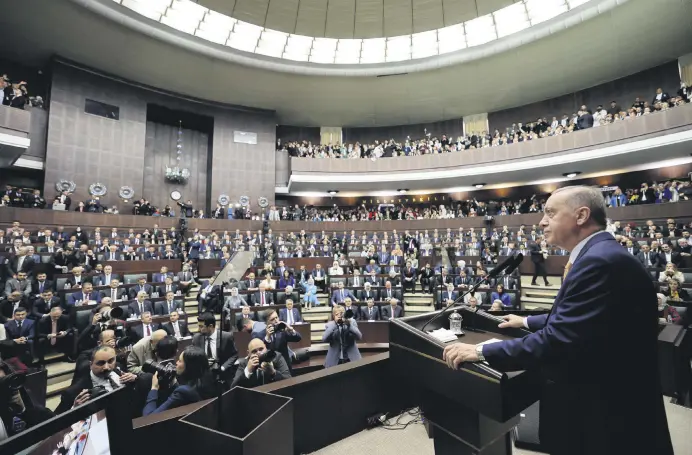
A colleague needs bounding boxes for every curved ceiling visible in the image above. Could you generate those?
[202,0,524,38]
[0,0,690,126]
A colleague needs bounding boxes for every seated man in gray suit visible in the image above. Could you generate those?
[154,291,185,315]
[322,305,362,368]
[360,298,380,321]
[278,299,302,325]
[231,338,291,388]
[380,298,404,319]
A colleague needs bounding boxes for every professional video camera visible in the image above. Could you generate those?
[99,306,124,323]
[0,369,26,393]
[336,309,354,326]
[273,322,287,333]
[257,350,276,364]
[142,359,177,384]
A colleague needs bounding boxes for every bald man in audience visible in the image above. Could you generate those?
[126,329,167,374]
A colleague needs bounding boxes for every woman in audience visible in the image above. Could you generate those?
[490,284,512,308]
[278,270,295,290]
[664,279,690,302]
[328,260,343,276]
[143,346,211,415]
[657,293,681,325]
[302,278,319,309]
[659,263,685,284]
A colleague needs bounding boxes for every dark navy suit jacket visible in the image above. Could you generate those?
[143,384,201,415]
[483,232,672,454]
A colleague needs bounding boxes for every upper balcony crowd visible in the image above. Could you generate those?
[0,72,43,109]
[278,82,690,159]
[1,176,689,225]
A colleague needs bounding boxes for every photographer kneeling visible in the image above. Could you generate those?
[143,346,212,415]
[0,360,54,441]
[322,304,362,368]
[231,339,291,388]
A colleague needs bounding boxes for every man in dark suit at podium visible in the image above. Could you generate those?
[443,186,673,455]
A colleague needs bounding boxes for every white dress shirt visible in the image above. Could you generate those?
[90,371,121,392]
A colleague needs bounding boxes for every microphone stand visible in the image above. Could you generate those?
[213,317,226,431]
[420,273,494,333]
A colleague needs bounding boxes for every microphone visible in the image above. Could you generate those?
[487,253,523,279]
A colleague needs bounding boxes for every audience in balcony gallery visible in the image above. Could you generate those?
[277,82,691,160]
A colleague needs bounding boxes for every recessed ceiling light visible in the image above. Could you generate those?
[562,172,581,178]
[397,189,408,194]
[474,183,486,188]
[327,190,339,195]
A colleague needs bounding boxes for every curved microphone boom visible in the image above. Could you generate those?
[420,254,524,333]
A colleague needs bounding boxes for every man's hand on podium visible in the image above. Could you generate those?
[498,314,525,329]
[443,343,479,369]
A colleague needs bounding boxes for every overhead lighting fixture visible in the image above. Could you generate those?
[474,183,486,188]
[563,172,581,178]
[397,189,409,194]
[327,190,339,195]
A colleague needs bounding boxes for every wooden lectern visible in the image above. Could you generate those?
[389,307,541,455]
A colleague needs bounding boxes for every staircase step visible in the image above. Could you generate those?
[522,296,555,304]
[311,322,326,331]
[47,378,72,398]
[46,395,61,412]
[303,314,330,323]
[404,305,435,314]
[311,334,323,342]
[524,290,558,298]
[46,362,76,386]
[521,284,560,291]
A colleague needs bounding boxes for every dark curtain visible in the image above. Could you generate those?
[143,121,209,214]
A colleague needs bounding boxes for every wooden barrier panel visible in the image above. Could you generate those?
[0,202,690,234]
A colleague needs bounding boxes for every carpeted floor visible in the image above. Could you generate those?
[309,399,692,455]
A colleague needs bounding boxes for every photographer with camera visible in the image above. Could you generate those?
[76,298,127,352]
[257,310,301,372]
[231,339,291,388]
[127,329,167,374]
[0,360,54,441]
[142,345,212,415]
[322,305,362,368]
[55,346,137,414]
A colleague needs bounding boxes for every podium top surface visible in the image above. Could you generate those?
[389,306,541,422]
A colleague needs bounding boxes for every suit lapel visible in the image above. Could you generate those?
[547,232,613,322]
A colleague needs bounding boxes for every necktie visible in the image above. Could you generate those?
[174,322,180,337]
[169,301,175,313]
[167,285,171,293]
[206,337,213,358]
[17,321,22,332]
[391,307,396,319]
[288,311,293,325]
[39,282,44,292]
[145,325,151,336]
[51,320,57,345]
[112,289,116,300]
[354,278,359,286]
[341,290,344,301]
[369,308,373,318]
[84,293,90,302]
[563,262,573,280]
[139,302,143,314]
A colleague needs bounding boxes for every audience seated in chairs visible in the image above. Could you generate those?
[490,284,513,308]
[657,293,682,325]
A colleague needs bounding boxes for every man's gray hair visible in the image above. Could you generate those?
[553,186,607,228]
